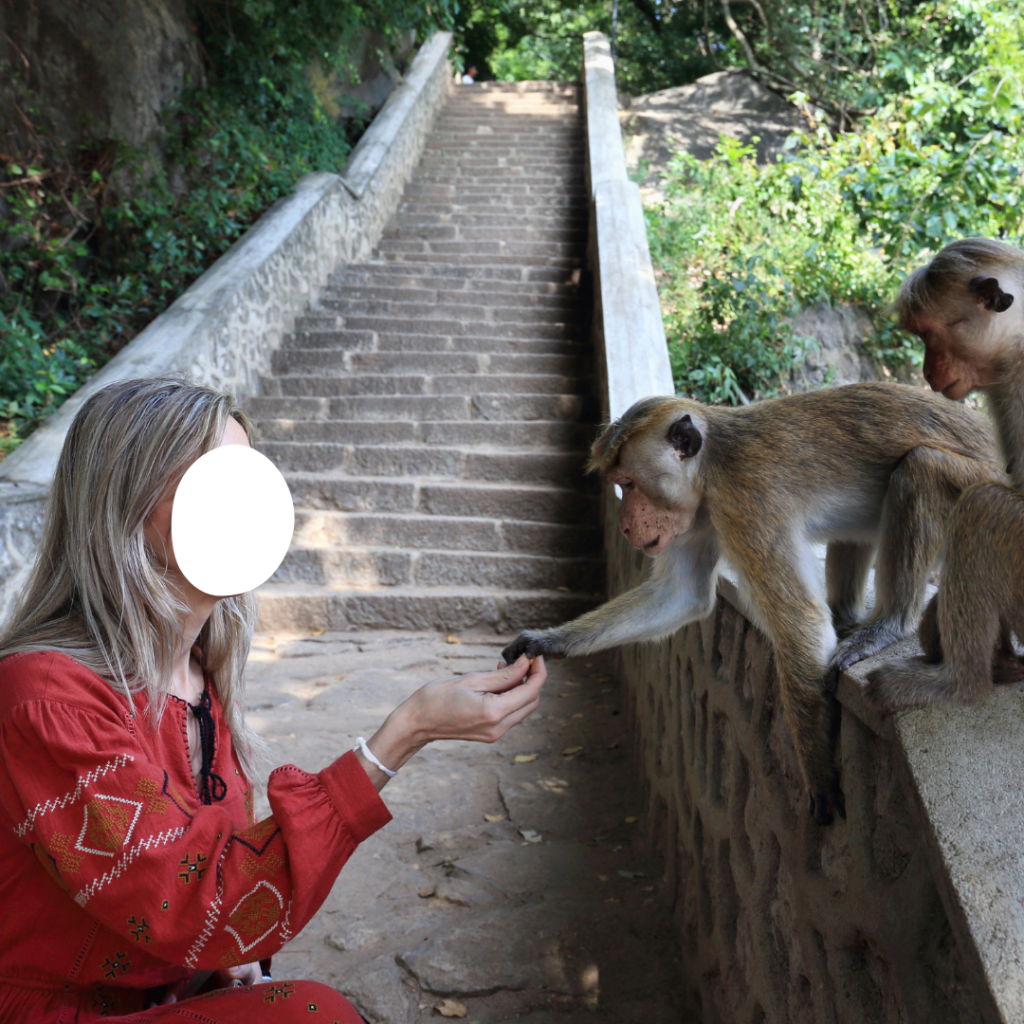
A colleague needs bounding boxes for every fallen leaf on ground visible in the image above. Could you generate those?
[446,633,461,644]
[435,998,467,1017]
[572,713,584,719]
[418,885,436,898]
[625,816,639,824]
[618,870,646,879]
[598,874,609,882]
[335,675,345,680]
[483,813,506,822]
[519,829,542,843]
[513,753,537,763]
[556,586,570,592]
[607,741,619,749]
[563,746,583,756]
[308,629,326,636]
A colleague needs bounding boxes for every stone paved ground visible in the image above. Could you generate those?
[246,629,697,1024]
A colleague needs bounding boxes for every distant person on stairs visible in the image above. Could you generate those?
[0,377,547,1023]
[461,64,478,84]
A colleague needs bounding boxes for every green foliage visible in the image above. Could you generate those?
[454,1,731,94]
[648,0,1024,403]
[190,0,448,96]
[0,79,359,452]
[0,0,458,455]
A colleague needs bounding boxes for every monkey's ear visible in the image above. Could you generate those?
[667,415,703,458]
[970,276,1015,313]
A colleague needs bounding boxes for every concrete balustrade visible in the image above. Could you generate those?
[582,29,1022,1024]
[0,31,453,623]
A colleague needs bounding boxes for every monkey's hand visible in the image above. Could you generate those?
[501,630,568,666]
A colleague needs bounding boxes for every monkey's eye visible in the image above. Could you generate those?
[620,479,636,492]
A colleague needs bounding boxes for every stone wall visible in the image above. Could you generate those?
[0,30,453,624]
[583,29,1022,1024]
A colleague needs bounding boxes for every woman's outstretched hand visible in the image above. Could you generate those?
[354,655,547,790]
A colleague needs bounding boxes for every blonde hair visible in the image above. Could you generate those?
[0,377,267,785]
[893,237,1024,323]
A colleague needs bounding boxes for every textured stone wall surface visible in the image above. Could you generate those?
[0,31,453,623]
[605,515,999,1024]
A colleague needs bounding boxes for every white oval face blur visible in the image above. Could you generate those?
[171,446,294,597]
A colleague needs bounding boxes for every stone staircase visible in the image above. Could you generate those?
[250,82,603,633]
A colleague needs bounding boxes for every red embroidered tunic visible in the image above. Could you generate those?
[0,651,392,1022]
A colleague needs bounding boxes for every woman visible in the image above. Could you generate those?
[0,377,546,1022]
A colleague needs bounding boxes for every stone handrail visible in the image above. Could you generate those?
[582,29,1021,1024]
[0,31,453,623]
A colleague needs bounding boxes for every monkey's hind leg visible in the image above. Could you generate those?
[867,482,1024,707]
[831,447,988,679]
[826,541,875,637]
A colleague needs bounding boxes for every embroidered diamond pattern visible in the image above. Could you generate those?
[75,796,143,857]
[224,880,284,954]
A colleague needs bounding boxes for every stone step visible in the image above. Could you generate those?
[403,184,585,200]
[423,144,583,156]
[319,298,581,321]
[278,475,597,522]
[261,373,590,397]
[382,226,587,245]
[324,276,579,299]
[393,208,589,225]
[395,201,587,218]
[261,441,589,483]
[247,393,593,424]
[321,284,579,305]
[289,509,602,555]
[276,545,603,590]
[283,331,583,356]
[380,253,582,269]
[330,262,579,284]
[270,350,587,378]
[377,240,586,260]
[255,584,598,633]
[284,333,585,358]
[255,418,593,448]
[413,173,586,188]
[331,316,580,341]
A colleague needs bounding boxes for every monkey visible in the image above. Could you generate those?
[501,382,999,825]
[866,237,1024,707]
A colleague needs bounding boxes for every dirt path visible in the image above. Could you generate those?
[246,630,695,1024]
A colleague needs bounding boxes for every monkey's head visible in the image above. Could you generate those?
[895,238,1024,400]
[588,396,706,556]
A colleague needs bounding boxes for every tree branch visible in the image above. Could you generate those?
[719,0,759,70]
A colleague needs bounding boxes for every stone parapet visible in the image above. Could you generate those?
[583,29,1020,1024]
[0,31,453,624]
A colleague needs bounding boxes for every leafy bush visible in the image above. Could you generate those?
[0,75,361,456]
[649,0,1024,404]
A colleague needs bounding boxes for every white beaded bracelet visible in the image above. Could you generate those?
[354,736,398,777]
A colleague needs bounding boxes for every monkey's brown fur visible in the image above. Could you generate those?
[868,238,1024,706]
[504,382,999,825]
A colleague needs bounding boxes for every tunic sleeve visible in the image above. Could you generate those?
[0,695,391,970]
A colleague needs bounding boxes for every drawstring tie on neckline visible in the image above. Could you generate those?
[188,688,227,804]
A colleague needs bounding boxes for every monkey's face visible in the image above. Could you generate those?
[607,409,705,557]
[907,272,1023,399]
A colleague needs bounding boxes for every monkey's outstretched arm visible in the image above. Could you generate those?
[501,533,720,664]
